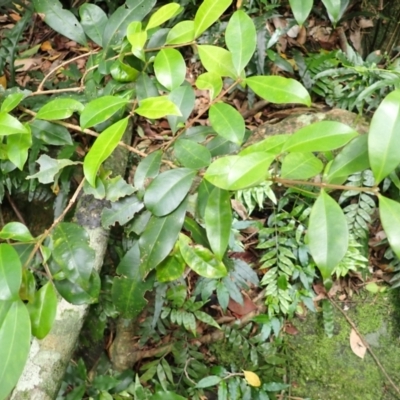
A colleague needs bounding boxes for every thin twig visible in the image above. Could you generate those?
[30,87,85,96]
[330,297,400,395]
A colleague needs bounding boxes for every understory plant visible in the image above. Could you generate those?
[2,0,400,399]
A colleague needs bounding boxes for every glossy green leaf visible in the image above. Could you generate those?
[36,98,84,121]
[239,134,289,156]
[0,244,22,301]
[179,234,227,278]
[116,242,140,278]
[79,3,108,46]
[101,195,144,228]
[80,96,128,129]
[289,0,313,26]
[149,392,186,400]
[246,76,311,106]
[368,89,400,183]
[196,375,222,388]
[205,188,232,259]
[154,48,186,91]
[112,273,154,319]
[281,152,323,180]
[27,282,57,339]
[110,60,140,82]
[104,176,136,202]
[379,195,400,260]
[102,0,155,49]
[127,22,147,58]
[144,168,196,216]
[84,117,129,187]
[283,121,359,152]
[205,152,275,190]
[139,196,188,276]
[197,45,237,79]
[0,300,31,400]
[19,269,36,303]
[134,150,162,190]
[322,0,349,24]
[136,73,159,101]
[196,72,222,100]
[135,97,181,119]
[0,222,33,242]
[196,179,215,220]
[225,10,256,74]
[27,154,80,184]
[156,243,186,282]
[146,3,182,30]
[183,217,209,247]
[0,112,29,135]
[30,120,72,145]
[209,103,245,145]
[166,20,194,44]
[52,222,96,289]
[308,190,348,288]
[194,310,221,329]
[174,139,211,169]
[327,134,369,181]
[194,0,231,38]
[1,93,24,113]
[7,130,32,170]
[33,0,87,45]
[167,83,195,134]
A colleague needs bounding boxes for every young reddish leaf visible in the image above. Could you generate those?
[84,117,129,187]
[368,89,400,183]
[193,0,231,38]
[205,188,232,260]
[308,191,348,288]
[209,103,245,145]
[246,76,311,106]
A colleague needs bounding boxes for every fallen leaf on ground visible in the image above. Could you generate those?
[350,328,367,359]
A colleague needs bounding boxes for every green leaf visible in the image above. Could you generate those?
[139,197,188,276]
[368,89,400,184]
[0,300,31,400]
[149,392,187,400]
[239,134,289,156]
[27,282,57,339]
[112,274,154,319]
[225,10,256,74]
[136,73,159,101]
[79,3,108,46]
[127,25,147,59]
[198,45,237,79]
[101,195,144,228]
[289,0,313,26]
[283,121,359,152]
[1,93,24,113]
[33,0,87,45]
[7,130,32,170]
[30,120,73,145]
[36,98,84,121]
[166,20,194,44]
[196,179,215,220]
[134,150,162,190]
[154,48,186,91]
[379,195,400,260]
[322,0,349,24]
[0,244,22,301]
[0,112,29,135]
[184,217,209,247]
[194,310,221,329]
[146,3,182,30]
[104,176,136,202]
[80,96,128,129]
[167,83,195,134]
[246,76,311,106]
[135,97,181,119]
[179,234,227,278]
[205,188,232,259]
[27,154,80,184]
[156,244,186,282]
[102,0,155,49]
[144,168,196,216]
[194,0,232,38]
[116,242,140,278]
[195,375,222,388]
[84,117,129,187]
[196,72,222,100]
[281,152,323,179]
[327,134,369,180]
[110,60,140,82]
[0,222,33,242]
[204,152,275,190]
[19,269,36,303]
[209,103,245,145]
[52,222,96,289]
[308,191,348,288]
[174,139,211,169]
